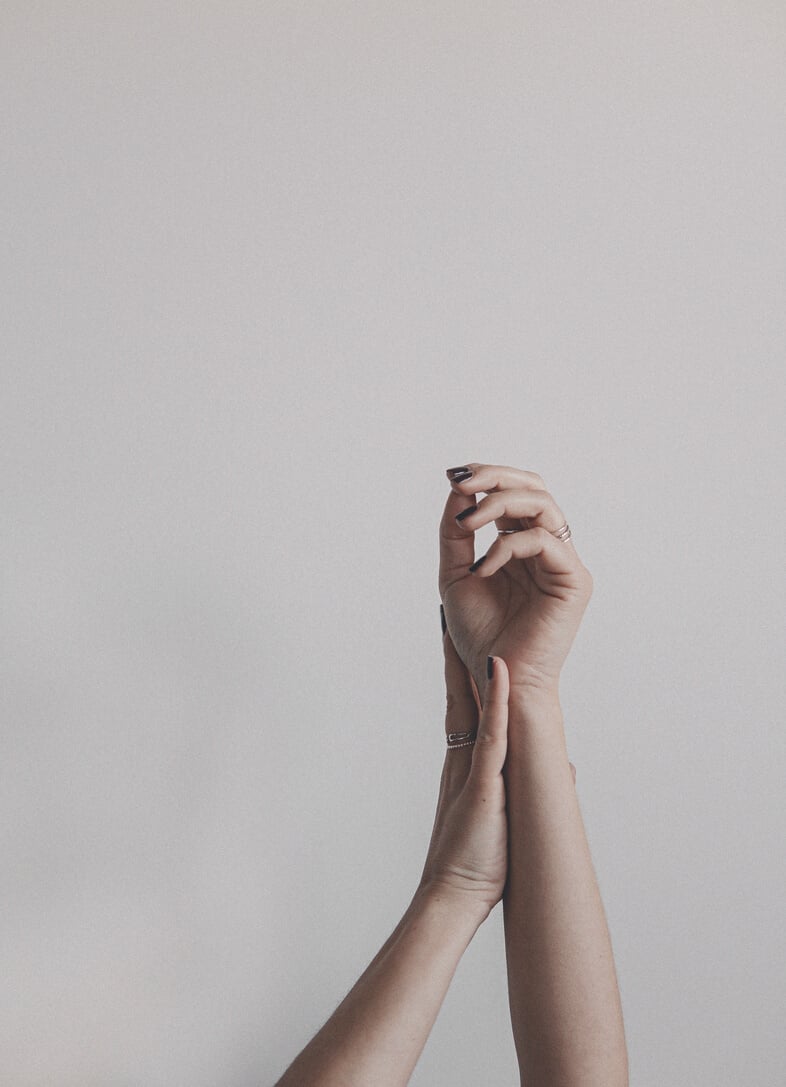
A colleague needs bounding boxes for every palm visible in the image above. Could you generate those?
[441,535,591,699]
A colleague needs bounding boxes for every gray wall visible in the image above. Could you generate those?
[3,4,784,1085]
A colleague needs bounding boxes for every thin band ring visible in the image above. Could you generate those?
[446,730,477,749]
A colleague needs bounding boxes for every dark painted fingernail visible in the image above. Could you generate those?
[469,554,487,573]
[440,603,447,635]
[487,655,495,680]
[447,466,473,482]
[455,504,477,522]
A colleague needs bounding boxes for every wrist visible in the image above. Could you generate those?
[474,665,561,712]
[508,683,562,717]
[505,687,568,770]
[412,879,491,933]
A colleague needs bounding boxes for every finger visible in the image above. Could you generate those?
[469,655,510,782]
[441,606,479,776]
[442,619,477,735]
[569,761,577,785]
[447,463,575,546]
[439,485,478,589]
[446,462,547,498]
[470,525,584,580]
[454,487,573,551]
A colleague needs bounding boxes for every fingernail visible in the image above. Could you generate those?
[447,466,473,482]
[455,504,477,523]
[487,655,495,680]
[440,603,447,635]
[469,554,487,573]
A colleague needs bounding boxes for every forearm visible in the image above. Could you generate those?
[274,885,485,1087]
[502,691,628,1087]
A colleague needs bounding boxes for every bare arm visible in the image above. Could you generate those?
[439,459,629,1086]
[274,623,511,1087]
[274,885,484,1087]
[502,689,628,1086]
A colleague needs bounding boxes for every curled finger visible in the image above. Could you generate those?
[471,526,584,580]
[455,487,572,550]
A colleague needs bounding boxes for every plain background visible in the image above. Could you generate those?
[2,3,785,1085]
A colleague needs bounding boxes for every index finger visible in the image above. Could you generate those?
[446,462,548,497]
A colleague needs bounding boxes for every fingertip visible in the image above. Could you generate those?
[488,658,510,730]
[486,654,510,690]
[477,656,510,737]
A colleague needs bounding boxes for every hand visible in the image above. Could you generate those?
[418,622,510,921]
[438,462,594,701]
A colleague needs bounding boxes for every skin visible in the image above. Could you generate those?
[274,636,516,1087]
[274,462,627,1087]
[438,462,594,705]
[441,462,628,1086]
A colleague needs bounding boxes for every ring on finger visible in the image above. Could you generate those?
[447,730,477,749]
[498,521,572,542]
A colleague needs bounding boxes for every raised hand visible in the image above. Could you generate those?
[438,462,594,702]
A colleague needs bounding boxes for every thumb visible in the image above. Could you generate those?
[469,655,509,781]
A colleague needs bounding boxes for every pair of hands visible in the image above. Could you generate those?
[419,463,593,918]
